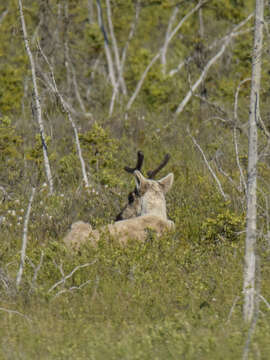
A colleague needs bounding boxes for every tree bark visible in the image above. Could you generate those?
[18,0,54,194]
[243,0,264,324]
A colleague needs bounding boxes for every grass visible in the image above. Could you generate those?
[1,232,270,359]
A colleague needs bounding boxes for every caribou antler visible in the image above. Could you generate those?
[124,151,170,179]
[147,154,170,179]
[124,151,144,174]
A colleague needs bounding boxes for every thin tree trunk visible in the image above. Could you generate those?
[18,0,54,194]
[96,0,117,92]
[39,45,90,189]
[243,0,264,324]
[188,129,227,201]
[161,6,179,74]
[16,187,36,288]
[105,0,127,95]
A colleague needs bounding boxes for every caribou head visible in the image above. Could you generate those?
[116,151,171,221]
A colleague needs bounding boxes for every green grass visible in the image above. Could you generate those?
[1,234,270,359]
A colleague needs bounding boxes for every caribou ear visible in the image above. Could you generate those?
[158,173,174,194]
[134,170,147,191]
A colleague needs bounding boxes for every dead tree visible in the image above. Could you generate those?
[18,0,54,194]
[243,0,264,323]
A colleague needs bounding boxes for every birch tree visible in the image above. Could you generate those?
[18,0,54,194]
[243,0,264,323]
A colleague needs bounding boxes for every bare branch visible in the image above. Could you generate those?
[227,295,240,323]
[52,280,91,299]
[169,19,252,78]
[188,129,228,201]
[234,78,251,121]
[175,14,253,116]
[48,261,97,294]
[259,294,270,310]
[167,1,207,46]
[0,307,31,323]
[233,128,247,193]
[28,251,44,290]
[0,8,8,26]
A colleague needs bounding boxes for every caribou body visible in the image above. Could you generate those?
[63,152,174,249]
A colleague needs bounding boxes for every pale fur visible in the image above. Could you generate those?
[63,170,174,250]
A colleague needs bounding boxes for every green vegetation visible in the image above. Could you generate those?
[0,0,270,358]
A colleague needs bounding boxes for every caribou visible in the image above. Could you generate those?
[63,151,174,249]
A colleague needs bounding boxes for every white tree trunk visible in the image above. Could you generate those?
[243,0,264,323]
[161,6,179,74]
[38,45,90,189]
[96,0,117,93]
[105,0,127,95]
[16,187,36,288]
[18,0,54,194]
